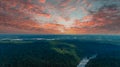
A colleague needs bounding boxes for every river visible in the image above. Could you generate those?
[77,55,97,67]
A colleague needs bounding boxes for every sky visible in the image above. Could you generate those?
[0,0,120,34]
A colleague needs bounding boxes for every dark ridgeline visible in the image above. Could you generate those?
[0,34,120,67]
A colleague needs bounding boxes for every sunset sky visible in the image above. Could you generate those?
[0,0,120,34]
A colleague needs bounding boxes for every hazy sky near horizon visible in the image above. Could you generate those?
[0,0,120,34]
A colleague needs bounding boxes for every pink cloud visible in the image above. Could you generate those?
[60,0,71,7]
[39,0,46,3]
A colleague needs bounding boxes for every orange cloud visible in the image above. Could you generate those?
[39,0,46,3]
[41,23,64,29]
[37,13,51,18]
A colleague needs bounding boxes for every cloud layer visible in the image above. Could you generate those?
[0,0,120,34]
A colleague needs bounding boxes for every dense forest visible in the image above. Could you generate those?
[0,39,120,67]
